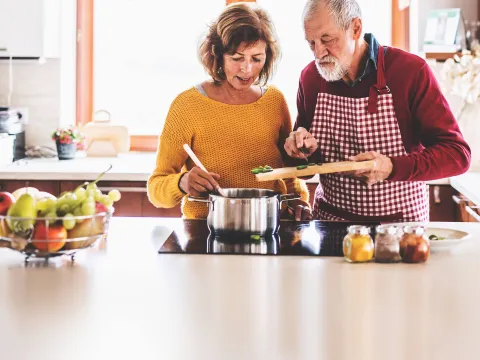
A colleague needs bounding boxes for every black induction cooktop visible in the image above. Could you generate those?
[158,220,381,257]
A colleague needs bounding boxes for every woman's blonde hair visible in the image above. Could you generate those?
[198,3,280,86]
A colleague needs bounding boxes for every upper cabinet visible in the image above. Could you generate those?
[0,0,61,58]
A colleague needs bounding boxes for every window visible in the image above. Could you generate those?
[80,0,399,151]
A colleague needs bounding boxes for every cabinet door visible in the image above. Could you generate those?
[0,0,43,57]
[0,180,60,195]
[429,185,458,222]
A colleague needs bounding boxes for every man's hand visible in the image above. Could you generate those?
[179,167,221,197]
[284,127,318,159]
[348,151,393,186]
[281,199,313,221]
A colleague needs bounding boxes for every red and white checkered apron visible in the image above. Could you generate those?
[311,46,429,222]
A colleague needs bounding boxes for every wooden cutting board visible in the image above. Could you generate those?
[255,160,375,181]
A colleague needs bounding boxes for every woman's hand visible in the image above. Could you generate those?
[281,199,313,221]
[179,167,221,197]
[284,127,319,159]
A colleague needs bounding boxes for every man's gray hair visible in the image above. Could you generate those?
[303,0,362,30]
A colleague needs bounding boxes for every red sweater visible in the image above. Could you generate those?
[294,47,471,181]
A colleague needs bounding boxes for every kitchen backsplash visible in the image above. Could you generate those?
[0,59,60,148]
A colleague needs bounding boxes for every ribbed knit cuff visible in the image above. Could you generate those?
[168,172,187,203]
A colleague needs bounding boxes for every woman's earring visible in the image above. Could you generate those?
[217,67,224,74]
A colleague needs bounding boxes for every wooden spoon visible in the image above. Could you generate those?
[182,144,227,197]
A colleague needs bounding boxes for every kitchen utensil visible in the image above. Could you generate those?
[255,160,375,181]
[182,144,227,197]
[188,188,300,235]
[82,110,130,157]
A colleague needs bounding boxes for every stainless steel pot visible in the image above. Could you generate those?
[189,188,300,235]
[207,234,279,255]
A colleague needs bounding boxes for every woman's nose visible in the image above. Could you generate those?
[241,61,253,73]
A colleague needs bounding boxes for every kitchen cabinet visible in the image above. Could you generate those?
[0,180,60,195]
[0,0,60,58]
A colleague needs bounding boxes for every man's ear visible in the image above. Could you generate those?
[351,18,362,40]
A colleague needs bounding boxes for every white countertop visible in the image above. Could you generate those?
[451,172,480,205]
[0,153,451,185]
[1,217,480,360]
[0,153,158,181]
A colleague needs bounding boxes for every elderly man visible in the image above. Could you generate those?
[285,0,471,222]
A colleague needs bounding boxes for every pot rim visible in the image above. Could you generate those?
[209,188,281,199]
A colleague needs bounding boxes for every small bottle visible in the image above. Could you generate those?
[399,226,430,263]
[374,225,401,263]
[343,225,374,263]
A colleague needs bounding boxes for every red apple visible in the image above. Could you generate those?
[95,202,108,214]
[0,192,15,216]
[32,221,67,252]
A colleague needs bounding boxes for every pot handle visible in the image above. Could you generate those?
[187,197,211,203]
[279,193,301,204]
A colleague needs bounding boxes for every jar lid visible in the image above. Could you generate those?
[376,225,398,235]
[347,225,370,235]
[403,225,425,236]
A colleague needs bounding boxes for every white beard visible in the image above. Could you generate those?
[315,56,348,82]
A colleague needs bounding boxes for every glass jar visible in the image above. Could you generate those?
[374,225,401,263]
[399,226,430,263]
[343,225,374,263]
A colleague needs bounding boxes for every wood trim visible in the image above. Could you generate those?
[76,0,94,126]
[130,135,159,152]
[226,0,256,4]
[391,0,410,51]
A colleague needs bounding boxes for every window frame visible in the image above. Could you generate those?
[76,0,409,152]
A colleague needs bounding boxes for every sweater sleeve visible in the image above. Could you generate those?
[388,63,471,181]
[147,98,191,208]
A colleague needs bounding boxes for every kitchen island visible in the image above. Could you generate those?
[1,217,480,360]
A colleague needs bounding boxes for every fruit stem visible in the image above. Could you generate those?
[92,164,113,185]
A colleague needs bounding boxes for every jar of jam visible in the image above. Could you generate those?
[374,225,401,263]
[343,225,374,263]
[399,226,430,263]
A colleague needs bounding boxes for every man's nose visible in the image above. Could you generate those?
[314,42,328,60]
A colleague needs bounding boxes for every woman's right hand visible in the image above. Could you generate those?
[179,167,221,197]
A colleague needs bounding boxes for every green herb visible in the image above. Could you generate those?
[429,234,446,241]
[296,165,308,170]
[250,235,261,241]
[251,165,274,174]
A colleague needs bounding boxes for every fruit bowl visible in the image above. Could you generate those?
[0,210,113,262]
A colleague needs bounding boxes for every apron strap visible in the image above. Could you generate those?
[368,46,390,114]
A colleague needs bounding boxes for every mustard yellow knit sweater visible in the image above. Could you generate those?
[147,85,308,219]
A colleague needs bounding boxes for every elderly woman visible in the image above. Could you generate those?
[148,3,310,220]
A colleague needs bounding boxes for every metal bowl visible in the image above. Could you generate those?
[0,210,113,261]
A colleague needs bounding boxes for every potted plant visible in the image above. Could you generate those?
[51,126,83,160]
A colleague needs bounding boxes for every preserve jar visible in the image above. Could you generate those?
[374,225,401,263]
[399,225,430,263]
[343,225,374,263]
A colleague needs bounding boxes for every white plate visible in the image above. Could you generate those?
[425,227,471,252]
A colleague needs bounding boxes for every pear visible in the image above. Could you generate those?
[12,187,39,200]
[6,193,37,233]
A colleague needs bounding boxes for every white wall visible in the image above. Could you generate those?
[412,0,479,53]
[0,0,75,149]
[0,60,60,148]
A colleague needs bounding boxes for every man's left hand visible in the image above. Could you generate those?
[348,151,393,186]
